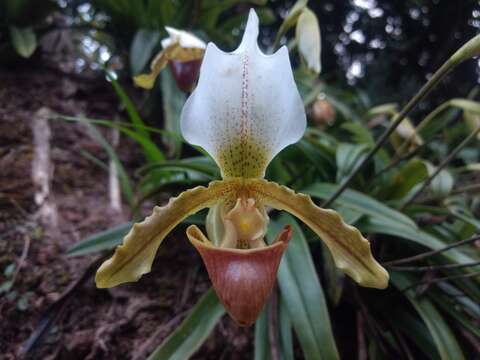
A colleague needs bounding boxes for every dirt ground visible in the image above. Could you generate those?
[0,67,252,359]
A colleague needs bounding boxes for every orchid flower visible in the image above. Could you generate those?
[134,27,206,91]
[97,10,388,326]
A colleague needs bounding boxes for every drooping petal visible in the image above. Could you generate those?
[187,224,292,326]
[96,181,235,288]
[133,43,181,89]
[237,178,389,289]
[181,9,306,178]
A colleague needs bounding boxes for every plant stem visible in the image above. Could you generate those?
[374,136,436,177]
[400,125,480,210]
[397,271,480,294]
[321,59,455,208]
[388,260,480,272]
[418,183,480,204]
[322,34,480,207]
[382,234,480,266]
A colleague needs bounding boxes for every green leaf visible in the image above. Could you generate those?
[67,212,205,257]
[365,103,397,117]
[81,121,135,206]
[107,72,165,164]
[303,182,417,229]
[278,295,294,360]
[295,139,335,180]
[254,309,271,360]
[321,243,344,305]
[391,273,465,360]
[386,159,428,200]
[254,295,294,360]
[363,217,475,265]
[268,214,339,360]
[138,157,220,179]
[148,288,225,360]
[341,122,374,145]
[9,26,37,58]
[61,115,180,166]
[432,290,480,338]
[108,73,146,135]
[160,69,186,157]
[130,29,161,75]
[304,183,476,265]
[335,143,368,183]
[60,115,182,139]
[67,222,133,257]
[388,311,439,360]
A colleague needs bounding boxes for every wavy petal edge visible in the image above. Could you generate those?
[242,178,389,289]
[95,180,233,288]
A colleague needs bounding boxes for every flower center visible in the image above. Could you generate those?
[206,197,268,249]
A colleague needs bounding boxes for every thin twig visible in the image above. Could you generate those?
[400,125,480,210]
[10,234,31,289]
[382,234,480,266]
[322,59,456,208]
[397,271,480,294]
[418,183,480,204]
[19,256,106,357]
[131,311,188,360]
[354,288,390,355]
[461,329,480,354]
[388,260,480,272]
[391,327,415,360]
[356,312,367,360]
[374,136,436,178]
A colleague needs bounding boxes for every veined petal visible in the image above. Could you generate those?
[238,178,389,289]
[180,9,306,178]
[96,181,234,288]
[187,224,292,326]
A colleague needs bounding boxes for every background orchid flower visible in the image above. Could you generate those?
[134,27,205,91]
[97,9,389,326]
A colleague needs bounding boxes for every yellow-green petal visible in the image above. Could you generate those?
[95,180,234,288]
[242,178,389,289]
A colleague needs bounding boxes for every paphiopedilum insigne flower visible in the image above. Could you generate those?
[97,10,389,326]
[134,27,205,92]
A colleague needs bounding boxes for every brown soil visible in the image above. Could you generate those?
[0,68,252,359]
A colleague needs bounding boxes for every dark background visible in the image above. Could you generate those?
[271,0,480,107]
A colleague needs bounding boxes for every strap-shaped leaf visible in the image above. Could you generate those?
[244,179,389,289]
[96,180,232,288]
[148,288,224,360]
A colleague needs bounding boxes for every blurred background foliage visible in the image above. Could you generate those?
[2,0,480,359]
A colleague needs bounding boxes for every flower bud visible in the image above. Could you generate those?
[311,96,336,127]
